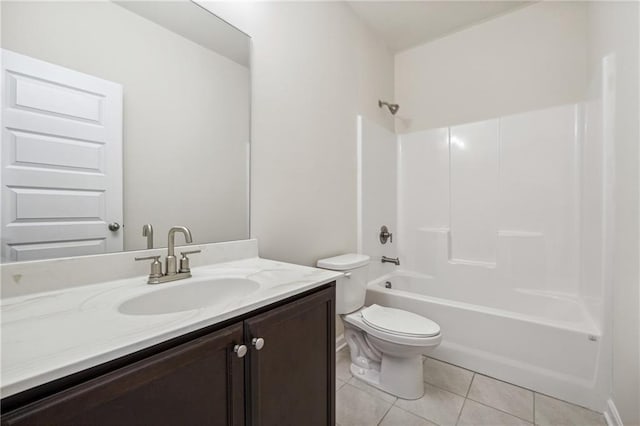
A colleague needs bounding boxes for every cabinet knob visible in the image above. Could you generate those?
[251,337,265,350]
[234,344,247,358]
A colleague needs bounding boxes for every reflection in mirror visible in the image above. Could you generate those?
[1,1,250,263]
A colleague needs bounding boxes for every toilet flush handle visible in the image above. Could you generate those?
[344,272,352,278]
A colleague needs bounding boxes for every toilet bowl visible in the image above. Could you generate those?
[317,253,442,400]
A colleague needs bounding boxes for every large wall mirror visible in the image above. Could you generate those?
[0,1,250,263]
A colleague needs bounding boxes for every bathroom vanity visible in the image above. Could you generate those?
[1,241,340,426]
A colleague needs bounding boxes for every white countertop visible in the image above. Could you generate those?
[1,257,341,398]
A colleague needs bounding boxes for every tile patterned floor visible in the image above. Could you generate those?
[336,348,607,426]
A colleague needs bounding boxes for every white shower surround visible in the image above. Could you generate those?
[357,94,611,411]
[399,104,583,303]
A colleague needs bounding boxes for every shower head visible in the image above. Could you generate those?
[378,100,400,115]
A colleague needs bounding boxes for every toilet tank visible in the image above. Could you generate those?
[317,254,370,314]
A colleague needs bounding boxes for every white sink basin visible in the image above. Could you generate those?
[118,278,259,315]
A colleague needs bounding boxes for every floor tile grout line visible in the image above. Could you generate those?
[349,376,398,405]
[454,397,468,426]
[391,393,399,408]
[534,390,604,416]
[471,371,536,393]
[338,381,395,426]
[465,397,535,424]
[391,404,443,426]
[421,357,475,398]
[463,371,536,423]
[376,401,395,426]
[422,377,473,399]
[352,380,401,409]
[425,355,474,374]
[465,373,475,398]
[393,397,444,425]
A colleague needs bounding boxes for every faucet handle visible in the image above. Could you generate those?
[135,255,161,260]
[135,255,163,279]
[135,255,161,261]
[179,250,201,273]
[379,225,393,244]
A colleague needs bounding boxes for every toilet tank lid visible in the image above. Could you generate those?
[317,253,370,271]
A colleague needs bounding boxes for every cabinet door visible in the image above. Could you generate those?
[245,286,335,426]
[2,323,245,426]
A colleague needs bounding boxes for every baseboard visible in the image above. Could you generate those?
[336,334,347,352]
[604,399,623,426]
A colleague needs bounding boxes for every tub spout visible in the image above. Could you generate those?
[381,256,400,266]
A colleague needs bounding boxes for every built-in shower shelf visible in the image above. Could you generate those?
[498,230,544,237]
[448,258,497,268]
[417,227,450,233]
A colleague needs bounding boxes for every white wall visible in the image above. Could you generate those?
[587,2,640,424]
[201,2,394,267]
[395,2,588,133]
[1,1,250,250]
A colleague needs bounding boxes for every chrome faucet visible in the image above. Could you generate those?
[142,224,154,249]
[135,225,200,284]
[381,256,400,266]
[166,226,192,276]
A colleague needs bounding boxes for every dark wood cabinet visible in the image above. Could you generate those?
[2,323,246,426]
[1,284,335,426]
[245,286,335,426]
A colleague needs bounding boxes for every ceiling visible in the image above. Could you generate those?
[347,1,533,52]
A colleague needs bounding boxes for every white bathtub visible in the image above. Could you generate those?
[364,271,607,411]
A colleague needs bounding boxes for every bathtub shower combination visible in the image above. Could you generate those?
[366,271,603,409]
[356,61,614,411]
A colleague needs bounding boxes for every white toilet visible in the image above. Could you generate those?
[317,253,441,400]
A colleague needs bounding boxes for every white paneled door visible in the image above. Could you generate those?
[1,49,123,262]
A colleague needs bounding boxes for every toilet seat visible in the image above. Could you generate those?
[343,307,442,347]
[361,305,440,338]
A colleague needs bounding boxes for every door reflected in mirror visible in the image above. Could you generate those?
[1,1,250,263]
